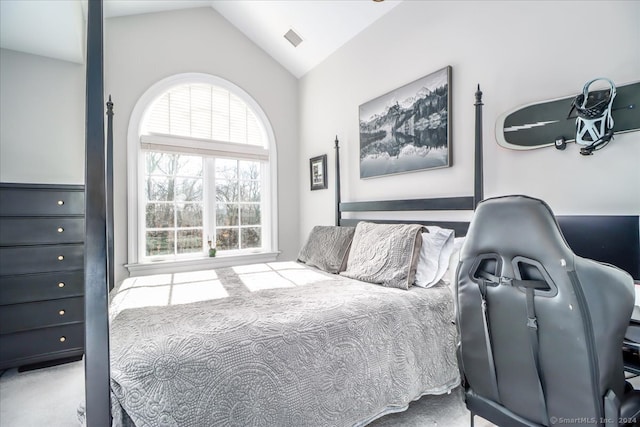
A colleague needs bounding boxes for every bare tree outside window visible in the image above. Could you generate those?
[214,159,262,251]
[145,153,203,256]
[144,153,262,257]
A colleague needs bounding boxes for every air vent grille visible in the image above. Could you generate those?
[284,29,303,47]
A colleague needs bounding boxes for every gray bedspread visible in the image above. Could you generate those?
[108,262,459,427]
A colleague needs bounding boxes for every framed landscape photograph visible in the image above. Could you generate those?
[309,154,327,190]
[358,65,452,179]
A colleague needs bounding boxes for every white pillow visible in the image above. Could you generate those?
[442,237,465,285]
[414,226,455,288]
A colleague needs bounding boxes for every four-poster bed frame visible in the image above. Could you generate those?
[82,1,637,420]
[84,0,110,425]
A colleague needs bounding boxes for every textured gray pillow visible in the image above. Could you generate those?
[297,226,356,273]
[341,222,424,290]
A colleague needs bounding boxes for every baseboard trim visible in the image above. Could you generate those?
[17,354,83,372]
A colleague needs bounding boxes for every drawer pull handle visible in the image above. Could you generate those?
[57,255,64,261]
[58,282,65,288]
[59,336,66,343]
[57,200,64,206]
[59,310,66,316]
[57,227,64,233]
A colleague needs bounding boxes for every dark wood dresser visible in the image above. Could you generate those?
[0,183,85,370]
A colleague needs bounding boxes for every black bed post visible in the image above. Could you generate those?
[335,136,341,226]
[474,85,484,208]
[84,0,111,424]
[106,96,114,291]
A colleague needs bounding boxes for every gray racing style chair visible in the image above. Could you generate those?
[455,195,640,427]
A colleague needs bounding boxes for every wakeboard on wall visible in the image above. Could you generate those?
[496,80,639,153]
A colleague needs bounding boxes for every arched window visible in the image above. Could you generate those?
[127,74,278,272]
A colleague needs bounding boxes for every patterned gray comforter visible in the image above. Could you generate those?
[108,262,459,427]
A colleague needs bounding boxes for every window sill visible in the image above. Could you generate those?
[125,251,281,277]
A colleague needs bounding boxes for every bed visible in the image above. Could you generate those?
[108,260,460,426]
[104,209,472,425]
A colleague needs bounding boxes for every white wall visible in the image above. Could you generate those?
[105,7,300,284]
[298,0,640,244]
[0,48,85,184]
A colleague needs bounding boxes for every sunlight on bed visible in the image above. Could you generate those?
[172,269,219,284]
[268,261,306,270]
[169,280,229,304]
[237,271,294,291]
[111,263,336,316]
[233,262,333,292]
[111,270,229,314]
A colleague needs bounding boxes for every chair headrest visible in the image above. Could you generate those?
[463,195,574,265]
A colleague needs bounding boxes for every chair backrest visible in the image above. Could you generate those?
[456,195,635,425]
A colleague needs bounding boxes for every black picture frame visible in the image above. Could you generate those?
[358,65,452,179]
[310,154,328,191]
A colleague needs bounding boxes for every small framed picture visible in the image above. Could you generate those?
[309,154,328,191]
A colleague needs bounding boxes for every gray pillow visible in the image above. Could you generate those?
[297,226,356,273]
[340,222,424,290]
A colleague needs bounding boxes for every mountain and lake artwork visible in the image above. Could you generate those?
[359,66,451,179]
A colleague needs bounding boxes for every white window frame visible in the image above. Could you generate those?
[126,73,279,275]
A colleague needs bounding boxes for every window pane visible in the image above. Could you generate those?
[216,228,238,250]
[146,203,174,228]
[146,152,179,176]
[177,229,203,254]
[145,177,174,201]
[240,180,260,202]
[146,230,174,256]
[216,179,238,203]
[177,203,202,227]
[175,178,203,202]
[215,158,237,180]
[239,161,260,181]
[240,204,260,225]
[175,155,203,177]
[217,204,238,226]
[241,227,261,249]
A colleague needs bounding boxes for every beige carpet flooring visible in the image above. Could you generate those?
[0,359,497,427]
[1,359,636,427]
[0,360,85,427]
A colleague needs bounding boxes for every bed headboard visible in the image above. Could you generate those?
[338,198,474,237]
[335,85,639,279]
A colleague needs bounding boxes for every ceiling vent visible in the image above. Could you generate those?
[284,28,303,47]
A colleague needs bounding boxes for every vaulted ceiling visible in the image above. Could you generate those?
[0,0,402,78]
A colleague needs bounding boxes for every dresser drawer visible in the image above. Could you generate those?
[0,187,84,216]
[0,270,84,305]
[0,297,84,334]
[0,218,84,246]
[0,244,84,276]
[0,323,84,367]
